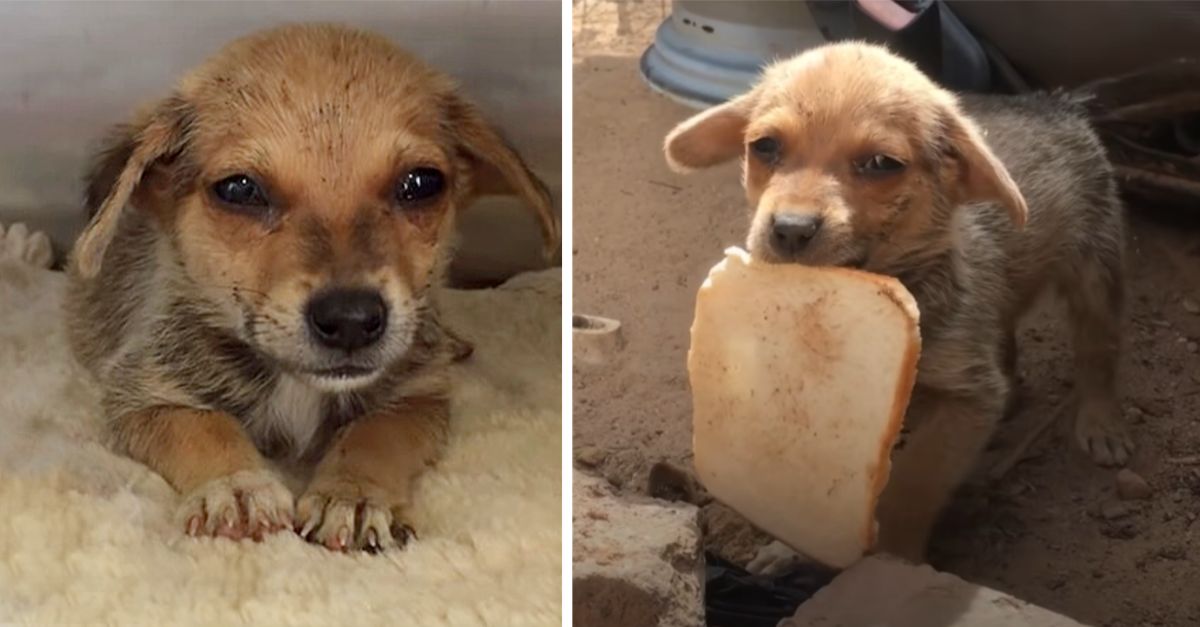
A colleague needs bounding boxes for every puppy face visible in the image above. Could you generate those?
[664,42,1026,270]
[75,24,558,392]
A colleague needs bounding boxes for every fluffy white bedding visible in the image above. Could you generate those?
[0,227,562,626]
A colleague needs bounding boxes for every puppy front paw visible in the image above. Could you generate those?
[0,223,54,268]
[1075,401,1133,467]
[178,469,294,541]
[296,479,415,553]
[746,540,805,576]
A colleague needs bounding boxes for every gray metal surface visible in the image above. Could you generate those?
[640,1,824,109]
[0,0,560,283]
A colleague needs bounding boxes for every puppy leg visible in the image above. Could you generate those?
[875,387,1003,562]
[1062,252,1130,466]
[1000,324,1021,419]
[746,540,809,576]
[296,397,448,552]
[112,407,293,539]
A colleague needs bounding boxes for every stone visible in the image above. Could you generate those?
[782,556,1087,626]
[575,446,608,468]
[1116,469,1153,500]
[1182,297,1200,315]
[782,554,1094,619]
[573,314,625,366]
[573,472,703,627]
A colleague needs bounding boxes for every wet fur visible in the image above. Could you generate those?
[665,42,1127,563]
[64,24,557,551]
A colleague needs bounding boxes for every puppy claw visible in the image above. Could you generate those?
[363,528,381,553]
[332,526,352,551]
[391,521,416,547]
[1081,433,1133,467]
[297,488,414,553]
[1076,406,1133,467]
[177,469,294,541]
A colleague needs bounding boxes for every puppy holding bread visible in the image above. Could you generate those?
[669,42,1127,566]
[65,24,557,552]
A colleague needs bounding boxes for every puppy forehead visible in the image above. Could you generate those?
[179,25,454,163]
[754,42,952,132]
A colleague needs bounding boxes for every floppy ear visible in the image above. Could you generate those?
[445,96,559,258]
[942,109,1029,228]
[663,91,756,172]
[75,97,192,279]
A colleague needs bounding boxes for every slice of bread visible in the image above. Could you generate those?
[688,247,921,568]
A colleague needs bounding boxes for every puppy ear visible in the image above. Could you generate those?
[942,110,1029,228]
[75,97,191,279]
[663,91,756,172]
[445,96,559,258]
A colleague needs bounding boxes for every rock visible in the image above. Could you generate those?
[573,314,625,366]
[576,446,608,468]
[1132,398,1170,418]
[1188,341,1199,353]
[1101,522,1139,539]
[1157,545,1187,561]
[782,556,1088,626]
[1116,469,1153,500]
[1100,501,1132,520]
[1182,297,1200,315]
[573,472,703,627]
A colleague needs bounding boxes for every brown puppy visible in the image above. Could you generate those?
[665,42,1126,564]
[64,24,558,552]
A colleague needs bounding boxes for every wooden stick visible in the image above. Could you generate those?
[988,400,1068,481]
[1114,165,1200,198]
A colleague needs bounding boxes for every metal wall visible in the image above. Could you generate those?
[0,0,561,283]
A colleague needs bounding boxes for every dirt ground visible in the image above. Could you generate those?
[572,2,1200,626]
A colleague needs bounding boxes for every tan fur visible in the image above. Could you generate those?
[112,406,267,494]
[666,42,1128,562]
[65,24,557,552]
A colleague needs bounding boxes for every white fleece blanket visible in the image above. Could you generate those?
[0,229,562,627]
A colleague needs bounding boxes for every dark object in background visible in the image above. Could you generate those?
[808,0,1200,217]
[806,0,1026,94]
[1080,59,1200,217]
[704,552,838,627]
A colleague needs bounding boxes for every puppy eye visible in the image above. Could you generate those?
[856,155,906,176]
[212,174,268,208]
[749,137,780,163]
[396,167,446,206]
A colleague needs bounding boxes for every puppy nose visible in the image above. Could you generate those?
[770,213,823,257]
[306,289,387,351]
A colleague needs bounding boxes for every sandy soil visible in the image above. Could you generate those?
[572,2,1200,625]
